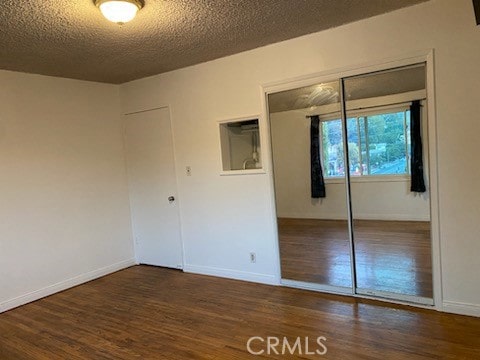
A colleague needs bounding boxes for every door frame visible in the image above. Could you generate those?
[260,49,442,310]
[123,105,186,270]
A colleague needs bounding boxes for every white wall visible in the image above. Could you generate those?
[270,109,430,221]
[120,0,480,315]
[0,71,135,312]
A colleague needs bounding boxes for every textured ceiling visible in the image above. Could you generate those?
[0,0,428,84]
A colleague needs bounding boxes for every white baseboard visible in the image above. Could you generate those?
[0,258,136,314]
[183,264,278,286]
[442,301,480,318]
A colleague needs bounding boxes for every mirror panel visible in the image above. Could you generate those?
[269,81,352,289]
[343,64,433,300]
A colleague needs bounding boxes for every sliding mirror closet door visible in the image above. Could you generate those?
[343,64,433,304]
[269,81,352,292]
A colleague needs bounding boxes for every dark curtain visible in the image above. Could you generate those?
[410,100,426,193]
[474,0,480,25]
[310,115,326,198]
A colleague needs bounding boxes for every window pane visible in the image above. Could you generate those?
[347,118,361,176]
[359,117,369,175]
[322,119,344,177]
[366,111,408,175]
[406,110,411,174]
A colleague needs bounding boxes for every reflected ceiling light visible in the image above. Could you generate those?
[95,0,144,25]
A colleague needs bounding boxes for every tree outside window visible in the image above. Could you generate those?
[321,109,410,178]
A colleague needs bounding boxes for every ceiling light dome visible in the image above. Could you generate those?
[95,0,144,25]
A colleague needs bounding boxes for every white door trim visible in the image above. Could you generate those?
[261,49,443,311]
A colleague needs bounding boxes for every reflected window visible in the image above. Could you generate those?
[321,108,411,178]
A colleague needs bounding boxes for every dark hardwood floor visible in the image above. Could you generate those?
[278,218,433,298]
[1,266,479,359]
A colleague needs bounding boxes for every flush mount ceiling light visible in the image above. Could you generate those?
[95,0,144,25]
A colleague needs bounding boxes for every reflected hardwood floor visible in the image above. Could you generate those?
[278,218,432,298]
[1,266,479,359]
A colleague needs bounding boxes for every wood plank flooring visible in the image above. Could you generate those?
[278,218,433,298]
[1,266,479,359]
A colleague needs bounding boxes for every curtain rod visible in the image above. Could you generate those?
[305,98,426,118]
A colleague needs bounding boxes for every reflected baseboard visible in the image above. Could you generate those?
[356,288,434,306]
[277,213,430,222]
[281,278,353,295]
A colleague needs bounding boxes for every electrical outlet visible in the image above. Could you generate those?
[250,252,256,263]
[186,166,192,176]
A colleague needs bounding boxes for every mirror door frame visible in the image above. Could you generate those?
[261,49,442,310]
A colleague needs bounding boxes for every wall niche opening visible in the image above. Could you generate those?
[219,117,262,173]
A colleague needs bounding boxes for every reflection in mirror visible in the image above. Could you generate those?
[268,81,352,289]
[344,64,433,301]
